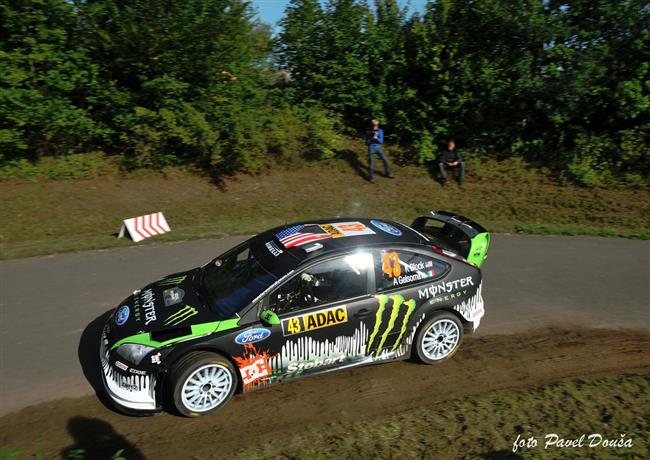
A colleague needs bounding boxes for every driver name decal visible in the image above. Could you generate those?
[281,305,348,336]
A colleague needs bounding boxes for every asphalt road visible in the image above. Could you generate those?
[0,234,648,415]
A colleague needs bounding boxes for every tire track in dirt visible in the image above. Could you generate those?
[1,327,649,459]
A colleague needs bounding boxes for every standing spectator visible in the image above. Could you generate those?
[438,139,464,186]
[366,119,393,183]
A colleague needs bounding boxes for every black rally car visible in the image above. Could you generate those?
[100,212,490,416]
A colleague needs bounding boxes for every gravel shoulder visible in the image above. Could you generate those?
[0,327,648,459]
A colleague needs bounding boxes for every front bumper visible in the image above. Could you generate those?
[100,325,159,412]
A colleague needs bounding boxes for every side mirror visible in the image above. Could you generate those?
[260,309,280,326]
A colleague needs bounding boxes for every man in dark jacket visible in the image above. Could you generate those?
[438,139,464,186]
[366,119,393,183]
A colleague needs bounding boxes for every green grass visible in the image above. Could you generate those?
[1,146,649,259]
[513,224,650,239]
[236,373,650,459]
[2,374,646,459]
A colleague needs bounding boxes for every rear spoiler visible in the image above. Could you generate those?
[410,211,490,267]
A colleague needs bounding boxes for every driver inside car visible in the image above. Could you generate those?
[274,272,322,314]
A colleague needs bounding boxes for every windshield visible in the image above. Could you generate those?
[200,243,277,318]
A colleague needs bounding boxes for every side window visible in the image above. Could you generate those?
[375,249,448,292]
[273,253,372,315]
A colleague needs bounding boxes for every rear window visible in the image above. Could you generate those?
[375,249,448,292]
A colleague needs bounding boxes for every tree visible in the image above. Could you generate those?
[78,0,272,168]
[367,0,408,132]
[276,0,325,101]
[0,0,105,160]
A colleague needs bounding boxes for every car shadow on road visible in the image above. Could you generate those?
[61,416,146,460]
[78,311,125,415]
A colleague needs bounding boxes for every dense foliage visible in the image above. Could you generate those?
[278,0,649,186]
[1,0,648,186]
[0,0,342,173]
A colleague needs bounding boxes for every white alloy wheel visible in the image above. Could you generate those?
[180,363,233,413]
[420,318,461,361]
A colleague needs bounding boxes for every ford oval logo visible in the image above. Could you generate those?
[370,220,402,236]
[115,305,130,326]
[235,328,271,345]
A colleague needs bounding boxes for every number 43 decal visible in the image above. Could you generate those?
[382,251,401,278]
[286,317,301,334]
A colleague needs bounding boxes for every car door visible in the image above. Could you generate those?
[365,247,451,358]
[261,252,378,382]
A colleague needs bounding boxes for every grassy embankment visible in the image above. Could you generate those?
[1,146,648,259]
[1,374,647,459]
[236,373,649,459]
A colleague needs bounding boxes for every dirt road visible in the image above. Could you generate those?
[0,327,648,459]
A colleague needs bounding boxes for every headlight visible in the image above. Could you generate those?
[116,343,155,365]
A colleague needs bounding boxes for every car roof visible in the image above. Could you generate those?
[250,217,427,277]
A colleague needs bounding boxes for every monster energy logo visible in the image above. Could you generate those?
[367,294,416,357]
[164,305,197,326]
[159,275,187,286]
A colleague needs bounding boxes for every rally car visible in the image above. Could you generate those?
[100,211,490,416]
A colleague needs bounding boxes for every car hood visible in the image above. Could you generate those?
[109,269,218,342]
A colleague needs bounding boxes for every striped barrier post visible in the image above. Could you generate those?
[118,212,171,243]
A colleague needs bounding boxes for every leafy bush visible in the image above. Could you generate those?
[300,106,343,161]
[120,104,222,170]
[567,134,616,187]
[218,104,344,171]
[0,159,39,181]
[413,130,437,164]
[619,126,650,175]
[0,152,118,182]
[40,152,118,180]
[566,132,649,189]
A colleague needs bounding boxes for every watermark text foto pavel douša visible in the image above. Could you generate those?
[512,433,633,453]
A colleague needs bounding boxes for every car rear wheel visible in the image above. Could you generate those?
[415,312,463,364]
[168,351,237,417]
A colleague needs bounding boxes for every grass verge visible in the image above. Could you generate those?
[1,147,648,259]
[1,374,646,459]
[236,373,650,460]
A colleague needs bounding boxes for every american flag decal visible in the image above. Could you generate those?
[275,224,332,249]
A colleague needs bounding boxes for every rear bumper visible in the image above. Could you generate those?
[100,325,160,413]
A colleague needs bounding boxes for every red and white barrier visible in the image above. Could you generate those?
[118,212,171,243]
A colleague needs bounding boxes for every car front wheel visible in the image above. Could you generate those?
[168,351,237,417]
[415,312,463,364]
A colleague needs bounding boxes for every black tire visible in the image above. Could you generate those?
[414,311,464,365]
[167,351,237,417]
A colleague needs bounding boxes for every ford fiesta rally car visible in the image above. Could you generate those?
[100,211,489,416]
